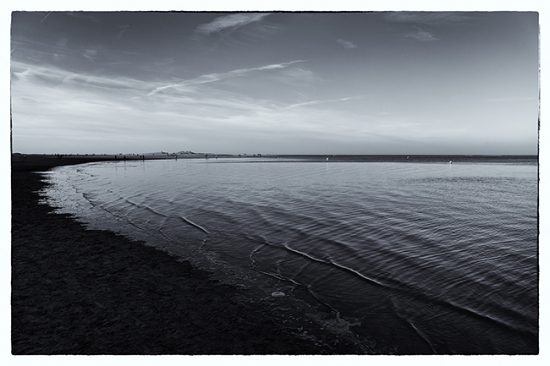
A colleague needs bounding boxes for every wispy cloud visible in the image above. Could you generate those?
[148,60,305,96]
[287,95,365,109]
[12,61,415,154]
[14,59,517,155]
[277,67,321,84]
[83,48,98,61]
[385,12,471,25]
[196,13,270,35]
[405,29,438,42]
[40,11,53,24]
[66,12,101,23]
[116,25,131,40]
[11,61,151,92]
[336,38,358,49]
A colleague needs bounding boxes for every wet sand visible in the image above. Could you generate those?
[11,155,368,354]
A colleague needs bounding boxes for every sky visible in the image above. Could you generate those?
[10,12,539,154]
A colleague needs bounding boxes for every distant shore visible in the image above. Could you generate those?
[12,153,538,168]
[11,155,368,354]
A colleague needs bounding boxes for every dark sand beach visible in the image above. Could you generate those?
[11,155,367,354]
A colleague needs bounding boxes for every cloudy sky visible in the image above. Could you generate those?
[11,12,538,154]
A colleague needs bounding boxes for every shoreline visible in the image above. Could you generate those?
[11,156,369,354]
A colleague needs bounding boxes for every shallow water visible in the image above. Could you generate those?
[43,158,538,354]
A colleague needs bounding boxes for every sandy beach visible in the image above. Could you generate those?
[11,155,367,354]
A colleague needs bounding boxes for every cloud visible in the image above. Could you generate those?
[147,60,305,96]
[385,12,471,25]
[405,29,438,42]
[116,25,131,40]
[277,67,321,84]
[83,48,98,61]
[40,11,53,24]
[11,61,417,154]
[13,60,531,155]
[196,13,270,34]
[66,12,101,23]
[287,95,365,109]
[11,61,151,93]
[336,39,358,49]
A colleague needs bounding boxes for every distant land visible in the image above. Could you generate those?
[11,152,538,171]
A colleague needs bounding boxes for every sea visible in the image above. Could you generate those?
[41,156,538,354]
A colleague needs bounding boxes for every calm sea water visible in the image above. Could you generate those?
[42,158,538,354]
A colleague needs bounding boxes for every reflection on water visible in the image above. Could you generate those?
[43,158,538,354]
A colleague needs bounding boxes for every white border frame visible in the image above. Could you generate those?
[1,1,547,365]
